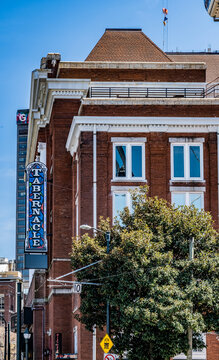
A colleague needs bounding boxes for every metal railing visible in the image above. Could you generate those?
[89,87,205,99]
[205,77,219,98]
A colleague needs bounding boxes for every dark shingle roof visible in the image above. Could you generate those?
[85,29,172,62]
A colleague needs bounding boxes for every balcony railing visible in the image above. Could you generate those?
[88,87,205,99]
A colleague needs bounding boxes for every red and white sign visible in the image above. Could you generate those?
[104,354,118,360]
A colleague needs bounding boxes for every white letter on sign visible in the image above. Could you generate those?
[73,283,82,293]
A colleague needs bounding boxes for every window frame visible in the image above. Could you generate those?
[112,187,136,224]
[112,138,147,182]
[171,142,203,181]
[171,191,204,210]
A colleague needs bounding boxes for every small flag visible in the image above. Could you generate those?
[162,8,168,15]
[164,16,168,22]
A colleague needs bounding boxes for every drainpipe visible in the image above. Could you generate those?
[92,325,97,360]
[93,125,97,230]
[217,129,219,226]
[93,125,97,360]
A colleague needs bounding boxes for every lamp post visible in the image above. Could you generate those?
[80,224,111,335]
[23,328,31,360]
[0,315,7,360]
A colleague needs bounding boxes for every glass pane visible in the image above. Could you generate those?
[172,193,185,207]
[190,193,202,210]
[18,241,24,246]
[132,146,142,177]
[116,146,126,177]
[173,146,184,177]
[190,146,200,178]
[114,193,127,217]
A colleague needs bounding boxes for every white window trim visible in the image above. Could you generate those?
[113,142,146,181]
[171,142,203,181]
[112,190,132,223]
[171,191,204,209]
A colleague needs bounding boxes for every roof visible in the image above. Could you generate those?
[85,28,172,62]
[168,53,219,83]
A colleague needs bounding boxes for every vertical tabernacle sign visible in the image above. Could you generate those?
[25,162,47,252]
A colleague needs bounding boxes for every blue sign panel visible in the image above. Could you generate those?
[25,162,47,252]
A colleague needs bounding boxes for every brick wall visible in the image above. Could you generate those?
[81,104,219,117]
[0,281,16,323]
[206,333,219,360]
[58,68,205,82]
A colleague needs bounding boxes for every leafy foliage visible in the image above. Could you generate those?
[71,187,219,360]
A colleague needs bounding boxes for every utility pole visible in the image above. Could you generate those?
[16,282,21,360]
[106,231,110,336]
[8,322,10,360]
[187,237,194,360]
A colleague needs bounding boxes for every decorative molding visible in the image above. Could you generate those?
[90,81,206,89]
[66,116,219,157]
[26,76,90,164]
[82,98,219,106]
[59,61,206,70]
[51,90,85,98]
[111,137,147,142]
[111,186,139,192]
[169,137,205,143]
[170,186,206,192]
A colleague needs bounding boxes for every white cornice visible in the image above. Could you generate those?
[90,81,206,88]
[82,98,219,106]
[26,76,91,164]
[58,61,206,70]
[66,116,219,156]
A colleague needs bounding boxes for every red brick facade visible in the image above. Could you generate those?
[25,30,219,360]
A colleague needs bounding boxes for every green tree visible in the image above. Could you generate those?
[71,187,219,360]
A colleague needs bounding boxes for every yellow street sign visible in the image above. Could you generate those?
[100,334,114,353]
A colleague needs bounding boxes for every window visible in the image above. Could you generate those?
[18,213,25,219]
[19,136,27,142]
[171,141,203,181]
[17,249,24,254]
[18,191,25,198]
[112,138,146,181]
[172,192,204,210]
[19,143,26,150]
[18,199,25,205]
[0,295,4,310]
[113,190,133,223]
[17,241,24,246]
[18,220,25,226]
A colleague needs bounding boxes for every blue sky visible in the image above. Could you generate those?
[0,0,218,259]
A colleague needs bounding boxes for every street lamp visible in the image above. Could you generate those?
[23,328,31,360]
[80,224,111,335]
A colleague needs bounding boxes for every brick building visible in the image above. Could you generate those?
[0,257,22,324]
[25,29,219,360]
